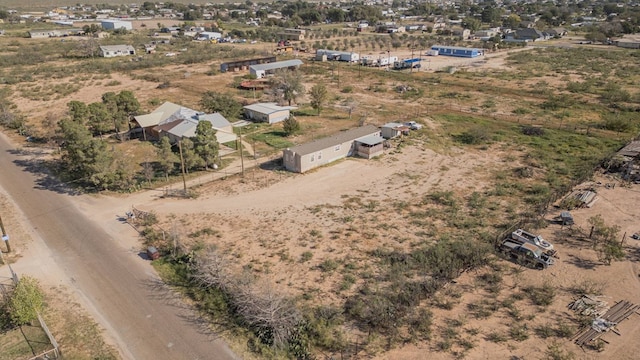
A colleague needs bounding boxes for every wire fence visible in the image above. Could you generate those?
[0,261,61,360]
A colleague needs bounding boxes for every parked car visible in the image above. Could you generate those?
[500,240,555,269]
[404,121,423,130]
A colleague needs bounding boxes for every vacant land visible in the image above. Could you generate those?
[1,24,640,359]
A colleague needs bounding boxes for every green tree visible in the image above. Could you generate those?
[588,215,625,265]
[309,84,328,115]
[199,91,242,119]
[9,276,44,326]
[67,100,90,124]
[194,121,219,170]
[282,115,300,136]
[179,138,203,173]
[87,102,111,136]
[59,118,114,189]
[463,17,481,32]
[270,70,305,106]
[157,137,177,181]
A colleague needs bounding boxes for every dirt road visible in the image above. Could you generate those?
[0,132,239,360]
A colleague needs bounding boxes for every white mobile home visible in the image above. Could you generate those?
[315,49,360,62]
[99,45,136,58]
[283,125,384,173]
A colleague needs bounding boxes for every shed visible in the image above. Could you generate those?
[381,122,409,139]
[430,45,482,58]
[243,103,293,124]
[249,59,303,79]
[283,125,381,173]
[101,19,133,31]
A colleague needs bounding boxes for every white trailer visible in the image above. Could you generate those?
[426,49,439,56]
[377,56,398,67]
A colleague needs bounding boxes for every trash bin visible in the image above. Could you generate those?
[147,246,160,260]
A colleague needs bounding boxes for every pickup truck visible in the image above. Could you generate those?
[511,229,554,253]
[500,240,555,269]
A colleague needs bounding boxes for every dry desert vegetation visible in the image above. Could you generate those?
[1,29,640,360]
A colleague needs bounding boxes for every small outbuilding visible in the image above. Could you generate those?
[283,125,383,173]
[243,103,294,124]
[381,122,410,139]
[249,59,303,78]
[101,19,133,31]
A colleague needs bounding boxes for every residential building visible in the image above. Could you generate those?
[133,102,236,144]
[283,125,384,173]
[430,45,483,58]
[249,59,303,79]
[220,56,276,73]
[99,45,136,58]
[101,19,133,31]
[243,103,294,124]
[315,49,360,62]
[278,28,305,41]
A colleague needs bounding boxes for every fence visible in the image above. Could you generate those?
[0,255,61,360]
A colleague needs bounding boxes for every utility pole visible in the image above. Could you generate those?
[178,140,187,196]
[239,132,245,177]
[0,215,11,253]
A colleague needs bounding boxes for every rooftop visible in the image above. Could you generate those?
[286,125,380,156]
[250,59,303,72]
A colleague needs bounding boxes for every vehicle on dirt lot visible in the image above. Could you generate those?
[499,240,555,269]
[511,229,554,252]
[404,121,423,130]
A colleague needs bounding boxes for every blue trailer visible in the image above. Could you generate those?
[430,45,483,58]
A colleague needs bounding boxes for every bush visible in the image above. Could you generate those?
[455,127,490,145]
[522,125,545,136]
[526,282,556,307]
[8,276,44,326]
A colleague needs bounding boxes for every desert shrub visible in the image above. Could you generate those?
[318,259,339,272]
[455,127,490,145]
[408,308,432,340]
[8,276,44,326]
[545,342,576,360]
[300,251,313,263]
[526,282,556,307]
[509,323,529,341]
[522,125,545,136]
[486,331,507,343]
[341,86,353,93]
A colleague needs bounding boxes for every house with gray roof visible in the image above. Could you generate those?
[133,101,236,144]
[243,102,295,124]
[283,124,384,173]
[249,59,303,78]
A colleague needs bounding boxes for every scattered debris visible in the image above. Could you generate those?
[569,294,609,317]
[573,299,640,347]
[566,189,598,208]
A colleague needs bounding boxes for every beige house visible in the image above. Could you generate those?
[283,125,384,173]
[99,45,136,58]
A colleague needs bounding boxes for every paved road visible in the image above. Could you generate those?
[0,133,239,360]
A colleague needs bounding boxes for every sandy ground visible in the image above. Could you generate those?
[2,35,638,358]
[6,131,639,359]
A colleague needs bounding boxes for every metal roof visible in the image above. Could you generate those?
[287,125,380,156]
[431,45,481,51]
[99,44,135,52]
[243,102,292,115]
[250,60,303,72]
[356,134,385,146]
[618,141,640,157]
